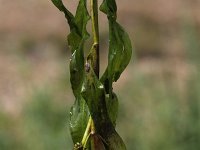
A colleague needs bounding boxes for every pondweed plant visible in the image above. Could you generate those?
[51,0,132,149]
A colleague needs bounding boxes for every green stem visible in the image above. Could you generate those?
[90,0,99,138]
[81,116,92,147]
[72,0,99,145]
[81,0,100,148]
[90,0,99,77]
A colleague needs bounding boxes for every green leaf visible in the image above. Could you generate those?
[68,0,90,144]
[100,0,132,93]
[70,46,84,97]
[81,67,126,150]
[106,92,119,126]
[51,0,130,149]
[107,22,132,82]
[51,0,75,29]
[51,0,91,144]
[81,68,109,126]
[68,0,90,95]
[99,0,117,20]
[70,96,90,144]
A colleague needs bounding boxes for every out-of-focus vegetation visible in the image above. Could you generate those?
[0,0,200,149]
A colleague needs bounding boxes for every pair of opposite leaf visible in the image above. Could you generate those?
[51,0,132,149]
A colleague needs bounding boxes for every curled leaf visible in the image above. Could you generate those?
[100,0,132,93]
[68,0,91,144]
[81,67,126,150]
[106,92,119,126]
[70,96,90,143]
[51,0,75,29]
[52,0,91,144]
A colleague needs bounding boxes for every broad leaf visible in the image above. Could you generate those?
[68,0,90,95]
[52,0,90,144]
[70,96,90,144]
[106,92,118,126]
[100,0,132,94]
[81,67,126,150]
[68,0,90,144]
[51,0,131,149]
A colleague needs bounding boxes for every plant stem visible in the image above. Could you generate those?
[90,0,99,137]
[90,0,99,77]
[81,0,99,147]
[83,0,100,148]
[81,0,100,148]
[81,116,92,147]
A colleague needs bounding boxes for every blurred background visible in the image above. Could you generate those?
[0,0,200,149]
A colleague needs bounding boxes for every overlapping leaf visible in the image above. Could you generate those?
[51,0,131,149]
[51,0,90,144]
[100,0,132,93]
[105,93,118,126]
[81,68,126,149]
[70,96,90,143]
